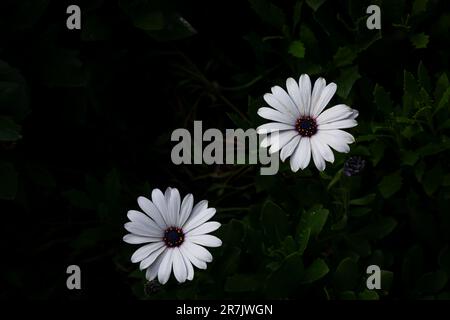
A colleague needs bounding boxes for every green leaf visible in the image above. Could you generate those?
[401,150,419,166]
[336,66,360,99]
[0,161,18,200]
[417,61,431,93]
[301,258,329,284]
[434,73,449,102]
[416,270,448,294]
[62,189,94,210]
[306,0,326,12]
[355,217,397,240]
[225,274,261,292]
[358,289,379,300]
[422,165,444,196]
[288,40,305,58]
[261,201,288,244]
[249,0,286,29]
[298,205,329,237]
[412,0,429,15]
[339,291,357,300]
[402,245,424,285]
[403,71,420,112]
[381,270,394,291]
[378,172,403,198]
[333,47,357,68]
[373,84,394,114]
[297,227,311,255]
[349,193,376,206]
[410,33,429,49]
[266,252,304,298]
[0,116,22,141]
[333,257,359,291]
[132,11,165,31]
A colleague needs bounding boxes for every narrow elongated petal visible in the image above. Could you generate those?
[280,135,300,162]
[158,248,175,285]
[316,104,353,125]
[270,86,300,118]
[299,74,312,116]
[318,119,358,130]
[312,82,337,117]
[256,122,294,134]
[257,107,296,124]
[290,137,311,171]
[178,193,194,227]
[310,137,326,171]
[268,130,298,154]
[172,248,187,283]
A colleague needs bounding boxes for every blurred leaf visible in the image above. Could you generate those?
[261,201,288,244]
[422,165,443,196]
[374,84,394,114]
[417,61,431,93]
[266,252,304,298]
[306,0,326,12]
[412,0,428,15]
[378,172,402,198]
[410,33,429,49]
[416,270,448,294]
[298,205,329,237]
[225,274,261,292]
[349,193,376,206]
[333,257,359,291]
[63,189,94,210]
[0,161,18,200]
[402,245,424,285]
[301,258,329,284]
[333,47,357,68]
[355,217,397,240]
[249,0,286,29]
[358,289,379,300]
[288,40,305,58]
[133,11,164,30]
[297,227,310,255]
[339,290,356,300]
[336,66,360,99]
[0,117,21,141]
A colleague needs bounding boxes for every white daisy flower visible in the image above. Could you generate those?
[257,74,359,172]
[123,187,222,285]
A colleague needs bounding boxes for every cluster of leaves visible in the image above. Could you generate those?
[1,0,450,299]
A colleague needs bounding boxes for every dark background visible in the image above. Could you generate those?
[1,0,450,299]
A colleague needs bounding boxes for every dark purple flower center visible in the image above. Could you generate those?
[163,227,184,247]
[295,116,318,137]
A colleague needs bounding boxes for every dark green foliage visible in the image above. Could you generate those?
[1,0,450,300]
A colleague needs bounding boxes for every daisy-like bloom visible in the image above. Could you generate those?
[123,187,222,285]
[256,75,359,172]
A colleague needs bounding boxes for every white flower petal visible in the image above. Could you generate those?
[152,188,170,225]
[184,242,213,263]
[183,200,208,228]
[310,137,326,171]
[290,137,311,171]
[145,249,166,281]
[187,234,222,247]
[318,119,358,130]
[280,135,300,162]
[256,122,294,134]
[180,250,195,280]
[268,130,298,154]
[310,77,326,116]
[180,245,207,270]
[139,245,166,270]
[257,107,296,125]
[187,221,221,236]
[299,74,312,116]
[312,82,337,117]
[270,86,300,118]
[286,77,302,113]
[127,210,161,230]
[158,248,175,285]
[123,234,161,244]
[131,241,165,263]
[183,208,216,233]
[316,130,354,153]
[351,110,359,119]
[312,135,334,163]
[178,193,194,227]
[172,248,188,283]
[138,196,167,229]
[124,222,162,238]
[316,104,353,125]
[167,188,181,227]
